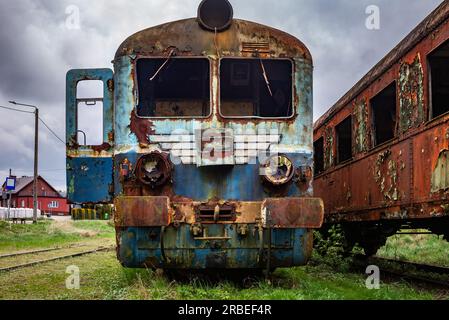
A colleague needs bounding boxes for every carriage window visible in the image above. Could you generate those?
[220,59,293,118]
[429,40,449,119]
[371,82,397,146]
[136,58,210,117]
[314,137,324,175]
[336,117,352,164]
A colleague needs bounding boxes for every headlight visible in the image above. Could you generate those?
[136,152,172,188]
[197,0,233,32]
[261,155,295,186]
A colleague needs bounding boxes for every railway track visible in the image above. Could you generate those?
[0,244,86,259]
[0,245,115,272]
[353,255,449,289]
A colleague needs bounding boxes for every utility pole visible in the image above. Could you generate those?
[33,108,39,224]
[9,101,39,224]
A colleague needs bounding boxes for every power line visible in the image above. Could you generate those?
[1,104,66,146]
[39,117,65,145]
[0,105,34,114]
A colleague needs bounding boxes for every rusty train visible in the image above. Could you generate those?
[66,0,324,272]
[314,2,449,255]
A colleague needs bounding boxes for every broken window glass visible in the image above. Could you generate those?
[220,59,293,118]
[136,58,211,117]
[336,116,352,164]
[371,82,397,146]
[429,40,449,119]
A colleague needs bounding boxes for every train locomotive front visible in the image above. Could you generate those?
[66,0,324,271]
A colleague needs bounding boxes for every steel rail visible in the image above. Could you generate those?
[0,244,86,259]
[0,246,115,272]
[353,255,449,288]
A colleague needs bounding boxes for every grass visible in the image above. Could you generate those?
[0,251,436,300]
[0,219,114,253]
[0,221,446,300]
[377,231,449,267]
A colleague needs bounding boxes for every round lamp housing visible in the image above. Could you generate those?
[136,152,172,188]
[197,0,234,32]
[262,155,295,186]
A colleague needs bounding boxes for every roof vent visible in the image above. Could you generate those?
[197,0,233,32]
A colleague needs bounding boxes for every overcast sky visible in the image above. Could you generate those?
[0,0,443,191]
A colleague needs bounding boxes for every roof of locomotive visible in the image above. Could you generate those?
[313,1,449,132]
[115,18,312,62]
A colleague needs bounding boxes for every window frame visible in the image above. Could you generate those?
[427,39,449,121]
[335,116,353,165]
[134,56,213,120]
[218,57,296,120]
[369,81,398,148]
[313,137,325,176]
[48,201,59,209]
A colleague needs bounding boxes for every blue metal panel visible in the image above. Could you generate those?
[67,157,113,203]
[118,225,310,269]
[114,152,312,201]
[66,68,114,204]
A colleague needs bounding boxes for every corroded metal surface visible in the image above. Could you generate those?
[398,54,425,133]
[66,3,323,270]
[115,196,171,227]
[432,150,449,193]
[352,99,369,154]
[115,196,324,229]
[115,19,312,61]
[314,2,449,228]
[262,198,324,228]
[314,0,449,130]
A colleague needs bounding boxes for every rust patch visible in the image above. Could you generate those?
[374,150,400,202]
[398,54,425,133]
[115,196,171,227]
[91,142,112,153]
[107,79,114,92]
[262,197,324,228]
[129,110,155,145]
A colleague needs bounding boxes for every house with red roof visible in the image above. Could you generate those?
[1,176,70,216]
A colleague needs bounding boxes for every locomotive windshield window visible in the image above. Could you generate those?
[136,58,210,117]
[336,116,352,164]
[429,40,449,119]
[371,82,397,146]
[220,59,293,118]
[314,137,325,175]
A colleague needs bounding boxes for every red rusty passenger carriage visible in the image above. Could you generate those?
[314,2,449,255]
[66,0,324,272]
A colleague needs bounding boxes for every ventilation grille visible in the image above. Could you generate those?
[241,42,270,53]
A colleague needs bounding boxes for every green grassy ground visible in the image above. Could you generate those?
[0,221,446,300]
[0,220,114,253]
[377,232,449,267]
[0,251,435,300]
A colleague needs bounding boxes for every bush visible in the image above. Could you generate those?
[313,225,356,272]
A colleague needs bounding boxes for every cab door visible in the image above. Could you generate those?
[66,69,114,204]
